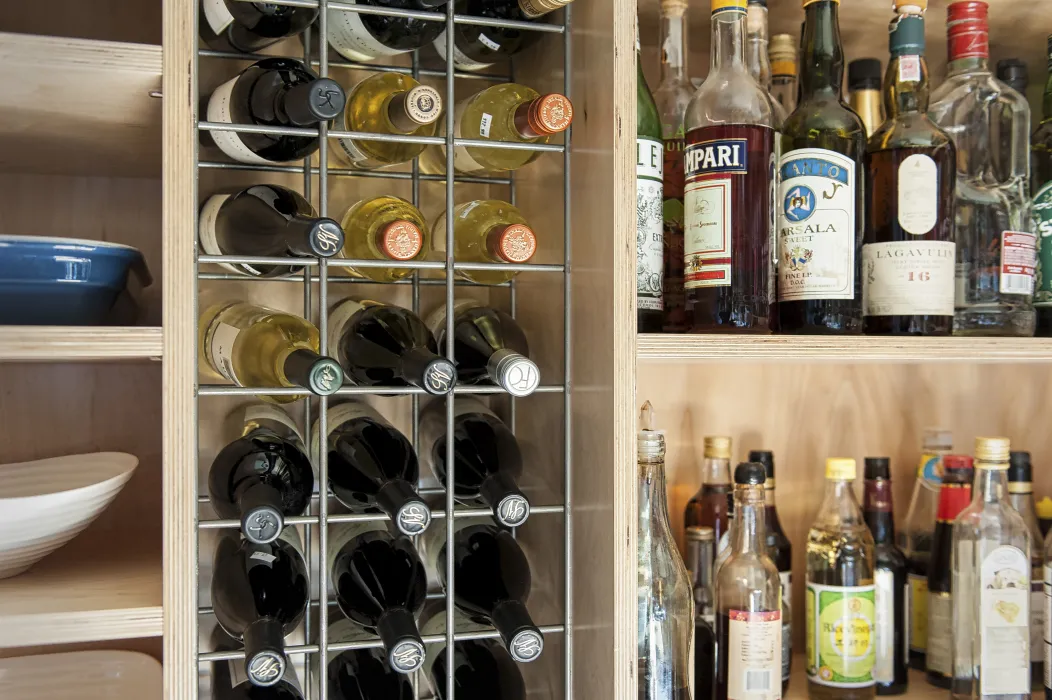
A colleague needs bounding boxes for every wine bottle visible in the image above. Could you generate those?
[326,0,448,63]
[636,25,664,333]
[419,84,573,174]
[310,400,432,536]
[334,73,442,169]
[432,0,572,72]
[328,522,428,674]
[200,1,318,54]
[212,530,310,687]
[335,196,429,282]
[425,300,540,396]
[199,301,343,403]
[208,403,314,545]
[320,619,415,699]
[419,396,530,528]
[199,184,345,278]
[206,58,345,165]
[327,298,456,395]
[431,199,538,285]
[212,627,305,700]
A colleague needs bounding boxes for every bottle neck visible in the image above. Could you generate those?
[764,479,776,506]
[639,455,674,543]
[686,537,714,616]
[732,484,766,554]
[710,10,748,75]
[947,56,989,77]
[863,478,895,544]
[800,1,844,99]
[746,5,773,90]
[974,465,1008,504]
[885,54,930,118]
[659,6,688,85]
[702,457,731,487]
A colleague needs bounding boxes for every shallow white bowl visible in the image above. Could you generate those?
[0,651,161,699]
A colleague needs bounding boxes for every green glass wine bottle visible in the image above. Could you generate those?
[637,25,665,333]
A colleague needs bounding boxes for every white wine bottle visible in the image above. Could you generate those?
[326,0,447,63]
[199,301,343,404]
[336,196,429,282]
[432,200,537,285]
[333,73,442,169]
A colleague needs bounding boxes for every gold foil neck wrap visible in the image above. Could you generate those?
[703,436,732,459]
[974,436,1010,464]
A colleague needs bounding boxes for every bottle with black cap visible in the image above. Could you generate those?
[848,58,885,137]
[211,626,305,700]
[316,618,416,697]
[200,1,318,54]
[686,526,716,700]
[1007,450,1044,685]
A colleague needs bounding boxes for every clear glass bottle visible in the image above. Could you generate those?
[336,196,429,282]
[638,23,666,333]
[995,59,1030,185]
[685,436,735,550]
[686,526,717,700]
[848,58,885,139]
[1031,36,1052,337]
[1007,451,1044,685]
[769,34,799,115]
[950,437,1032,700]
[745,0,787,128]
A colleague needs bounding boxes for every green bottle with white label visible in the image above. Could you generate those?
[637,23,665,333]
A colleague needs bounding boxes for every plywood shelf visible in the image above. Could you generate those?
[0,327,162,361]
[0,32,161,177]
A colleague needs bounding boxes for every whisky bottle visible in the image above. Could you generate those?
[776,0,866,335]
[862,1,957,336]
[433,0,572,73]
[638,25,665,333]
[1032,36,1052,336]
[432,199,538,285]
[1007,451,1045,685]
[769,34,798,115]
[684,0,775,333]
[336,196,428,282]
[686,526,717,700]
[848,59,884,139]
[950,437,1031,700]
[685,436,734,553]
[325,0,447,63]
[806,458,876,700]
[745,0,788,127]
[751,449,792,692]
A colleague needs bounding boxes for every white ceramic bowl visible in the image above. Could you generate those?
[0,651,161,699]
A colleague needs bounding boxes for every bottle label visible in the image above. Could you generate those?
[682,133,746,288]
[898,55,922,83]
[197,193,255,277]
[518,0,566,18]
[916,453,943,489]
[433,30,496,72]
[243,403,304,445]
[806,582,876,687]
[979,545,1030,695]
[873,570,895,684]
[209,321,242,383]
[424,298,480,340]
[1000,230,1037,296]
[638,137,665,311]
[727,609,782,700]
[777,148,857,301]
[327,3,407,61]
[1033,564,1045,664]
[1044,563,1051,689]
[897,154,940,234]
[451,99,489,173]
[202,0,235,35]
[926,591,953,676]
[206,76,279,166]
[326,298,366,362]
[477,33,501,51]
[908,573,928,654]
[861,241,955,317]
[937,482,972,522]
[1033,182,1052,307]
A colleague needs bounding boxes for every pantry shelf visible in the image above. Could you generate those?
[0,327,163,362]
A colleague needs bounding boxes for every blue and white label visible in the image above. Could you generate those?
[684,138,749,177]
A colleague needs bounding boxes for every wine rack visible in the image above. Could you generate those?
[188,2,573,699]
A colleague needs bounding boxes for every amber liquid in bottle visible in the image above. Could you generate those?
[684,437,734,551]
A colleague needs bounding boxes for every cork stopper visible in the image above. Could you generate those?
[703,436,732,460]
[486,223,537,263]
[974,436,1010,464]
[514,94,573,138]
[661,0,688,14]
[825,458,856,480]
[377,220,423,261]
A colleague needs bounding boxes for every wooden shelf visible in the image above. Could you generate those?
[0,327,162,362]
[0,32,161,177]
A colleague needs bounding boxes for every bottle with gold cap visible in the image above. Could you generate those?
[770,33,799,115]
[848,58,884,138]
[336,196,429,282]
[805,457,876,700]
[950,437,1032,700]
[685,436,735,554]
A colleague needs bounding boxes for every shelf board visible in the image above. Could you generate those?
[785,655,943,699]
[0,32,161,177]
[638,334,1052,363]
[0,327,162,361]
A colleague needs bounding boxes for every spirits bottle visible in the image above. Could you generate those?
[311,400,432,536]
[848,59,884,139]
[1031,36,1052,336]
[638,25,666,333]
[995,60,1030,185]
[433,0,572,73]
[333,73,442,169]
[926,455,974,689]
[335,196,428,282]
[199,301,344,403]
[769,34,799,115]
[637,402,694,699]
[685,436,735,552]
[327,298,456,395]
[211,628,305,700]
[745,0,788,127]
[950,437,1032,700]
[653,0,692,333]
[1038,497,1052,538]
[1045,513,1052,700]
[716,462,782,700]
[862,1,957,336]
[686,526,717,700]
[776,0,866,335]
[208,403,313,545]
[1007,450,1045,684]
[205,59,344,165]
[200,1,317,54]
[863,457,909,695]
[431,199,539,285]
[684,0,775,333]
[199,185,344,278]
[426,300,541,397]
[929,1,1035,337]
[998,60,1030,97]
[806,458,876,700]
[320,619,415,699]
[325,0,448,63]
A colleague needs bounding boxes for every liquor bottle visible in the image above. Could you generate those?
[199,301,344,403]
[335,196,428,283]
[212,530,309,687]
[925,455,974,689]
[327,298,456,395]
[211,628,305,700]
[200,1,318,54]
[716,462,782,700]
[425,300,541,397]
[199,184,345,278]
[419,396,530,528]
[950,437,1032,700]
[1038,497,1052,538]
[684,436,734,552]
[433,0,572,73]
[929,1,1035,337]
[776,0,866,335]
[1032,36,1052,337]
[328,521,428,674]
[1007,450,1045,684]
[325,0,448,63]
[321,619,415,699]
[333,73,443,169]
[686,526,717,700]
[998,60,1030,97]
[638,25,665,333]
[995,60,1030,185]
[419,84,573,175]
[206,59,345,165]
[311,400,431,537]
[684,0,774,333]
[806,458,876,700]
[769,34,799,115]
[431,199,539,285]
[862,458,908,695]
[862,1,957,336]
[745,0,788,127]
[848,59,884,139]
[637,402,694,699]
[208,403,313,545]
[1045,510,1052,700]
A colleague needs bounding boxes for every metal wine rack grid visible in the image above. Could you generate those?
[191,1,573,699]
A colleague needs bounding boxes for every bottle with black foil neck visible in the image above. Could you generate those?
[200,1,318,54]
[318,618,417,698]
[211,627,305,700]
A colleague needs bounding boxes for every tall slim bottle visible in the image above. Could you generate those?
[848,59,885,139]
[769,34,799,115]
[686,526,717,700]
[638,25,665,333]
[1032,35,1052,336]
[1008,451,1045,685]
[1044,502,1052,700]
[685,436,735,553]
[746,0,788,127]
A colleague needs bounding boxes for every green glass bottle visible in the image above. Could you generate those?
[637,26,665,333]
[1032,34,1052,336]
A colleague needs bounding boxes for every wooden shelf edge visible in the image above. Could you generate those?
[0,327,163,361]
[0,607,163,648]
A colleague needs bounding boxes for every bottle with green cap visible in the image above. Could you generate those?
[805,457,876,700]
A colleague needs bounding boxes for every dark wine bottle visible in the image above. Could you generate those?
[325,0,449,63]
[419,396,530,528]
[433,0,570,72]
[199,185,344,277]
[323,621,416,699]
[327,298,456,395]
[420,605,527,700]
[426,300,540,397]
[206,58,345,165]
[329,522,428,674]
[311,400,431,536]
[200,1,319,54]
[212,627,305,700]
[208,404,314,545]
[212,531,310,687]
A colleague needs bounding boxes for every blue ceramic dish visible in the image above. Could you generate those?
[0,236,152,325]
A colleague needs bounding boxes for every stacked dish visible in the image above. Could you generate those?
[0,651,161,698]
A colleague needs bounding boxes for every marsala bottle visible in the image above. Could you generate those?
[638,24,666,333]
[1007,451,1045,685]
[685,436,735,553]
[686,526,717,700]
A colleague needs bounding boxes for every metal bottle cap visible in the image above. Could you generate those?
[825,458,856,480]
[703,436,732,459]
[395,500,432,536]
[975,436,1010,464]
[496,493,531,527]
[489,349,541,397]
[509,629,544,662]
[307,358,343,396]
[389,639,426,673]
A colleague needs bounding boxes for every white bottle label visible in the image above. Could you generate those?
[202,0,235,35]
[479,113,493,138]
[873,569,895,684]
[326,298,366,364]
[209,321,242,383]
[926,591,953,677]
[862,241,955,316]
[897,154,940,235]
[478,33,501,51]
[979,545,1030,696]
[777,148,857,301]
[898,55,922,83]
[424,298,480,340]
[727,609,782,700]
[1000,230,1037,296]
[243,403,304,444]
[637,137,665,311]
[450,99,488,174]
[207,76,279,166]
[433,30,495,72]
[326,3,406,62]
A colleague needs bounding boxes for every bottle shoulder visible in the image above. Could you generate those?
[685,70,774,131]
[782,97,866,150]
[867,114,956,154]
